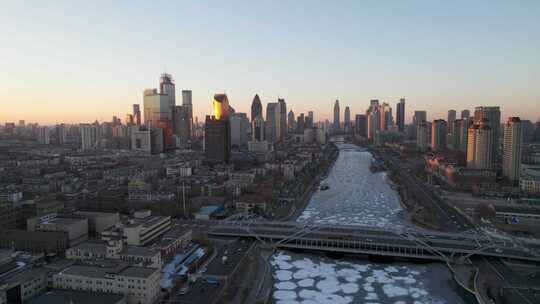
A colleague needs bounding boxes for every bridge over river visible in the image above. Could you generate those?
[209,221,540,263]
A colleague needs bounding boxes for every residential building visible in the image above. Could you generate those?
[467,119,493,169]
[503,117,522,184]
[431,119,447,151]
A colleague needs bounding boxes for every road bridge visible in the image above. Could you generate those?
[209,221,540,263]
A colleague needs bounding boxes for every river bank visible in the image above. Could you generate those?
[267,142,473,304]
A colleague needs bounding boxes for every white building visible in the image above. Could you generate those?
[37,126,50,144]
[101,210,171,246]
[80,124,98,150]
[52,264,160,304]
[66,239,162,268]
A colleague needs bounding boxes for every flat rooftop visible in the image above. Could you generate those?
[59,264,157,279]
[28,289,125,304]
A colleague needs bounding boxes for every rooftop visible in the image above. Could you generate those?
[59,264,157,279]
[28,289,125,304]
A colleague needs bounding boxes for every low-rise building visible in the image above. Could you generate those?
[73,211,120,235]
[27,289,126,304]
[101,210,171,246]
[51,264,160,304]
[66,239,162,268]
[27,213,88,246]
[521,166,540,195]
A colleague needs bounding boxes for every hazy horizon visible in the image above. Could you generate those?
[1,1,539,125]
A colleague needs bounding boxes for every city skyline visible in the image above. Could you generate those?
[2,1,540,124]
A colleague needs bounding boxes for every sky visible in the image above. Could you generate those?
[1,0,539,125]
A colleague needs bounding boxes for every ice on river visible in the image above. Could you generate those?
[270,251,456,304]
[297,145,409,231]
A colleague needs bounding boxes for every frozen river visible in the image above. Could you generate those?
[270,143,468,304]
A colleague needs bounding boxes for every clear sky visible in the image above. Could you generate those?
[1,0,539,125]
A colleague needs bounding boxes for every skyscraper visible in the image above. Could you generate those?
[308,111,314,124]
[413,111,427,125]
[467,119,493,169]
[416,121,431,151]
[251,94,263,122]
[275,98,287,142]
[355,114,367,137]
[172,105,191,143]
[37,126,50,144]
[230,113,250,147]
[367,106,380,141]
[344,106,351,133]
[431,119,447,151]
[182,90,193,136]
[461,110,470,120]
[252,116,265,141]
[80,123,98,150]
[205,94,232,163]
[296,113,305,133]
[333,99,340,131]
[265,102,277,142]
[288,110,295,132]
[380,103,393,131]
[396,98,405,132]
[447,110,456,148]
[159,73,176,108]
[452,119,467,152]
[503,117,522,184]
[133,104,141,126]
[143,89,171,127]
[474,106,501,161]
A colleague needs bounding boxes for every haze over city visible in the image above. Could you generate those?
[1,0,540,124]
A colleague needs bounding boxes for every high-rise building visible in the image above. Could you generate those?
[125,114,134,125]
[55,124,67,145]
[133,104,141,126]
[182,90,193,136]
[380,103,393,131]
[367,106,380,141]
[535,119,540,142]
[396,98,405,132]
[252,116,265,141]
[265,103,277,142]
[474,106,501,161]
[452,119,469,153]
[467,119,493,169]
[288,110,295,132]
[413,111,427,125]
[431,119,447,151]
[251,94,263,122]
[275,98,287,142]
[205,94,232,163]
[131,126,163,154]
[447,110,456,148]
[333,100,340,131]
[172,105,191,143]
[416,121,431,151]
[37,126,50,144]
[159,73,175,108]
[355,114,367,137]
[521,119,535,143]
[503,117,522,184]
[80,124,98,150]
[230,112,250,147]
[296,113,305,133]
[344,106,351,133]
[461,110,470,120]
[308,111,314,124]
[143,89,171,128]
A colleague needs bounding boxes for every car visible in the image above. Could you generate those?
[495,248,503,253]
